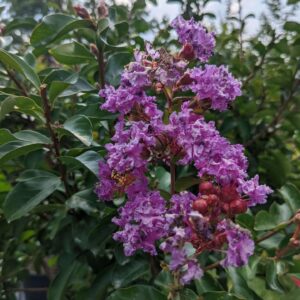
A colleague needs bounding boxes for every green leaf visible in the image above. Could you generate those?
[279,183,300,212]
[227,267,258,300]
[60,150,100,176]
[66,188,98,215]
[3,170,61,221]
[0,95,45,123]
[62,115,93,146]
[0,49,40,89]
[266,261,285,293]
[254,202,292,231]
[175,176,199,192]
[112,258,150,288]
[195,273,223,295]
[49,41,95,65]
[0,130,50,164]
[48,258,82,300]
[179,289,199,300]
[31,14,93,47]
[5,17,37,34]
[154,270,173,295]
[0,128,16,145]
[107,285,165,300]
[105,52,132,85]
[284,22,300,33]
[201,291,244,300]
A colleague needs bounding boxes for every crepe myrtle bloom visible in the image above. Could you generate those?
[96,16,272,286]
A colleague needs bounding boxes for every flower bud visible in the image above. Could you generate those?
[73,5,90,19]
[97,0,109,18]
[193,199,208,214]
[221,203,230,214]
[199,181,214,195]
[221,184,239,203]
[230,199,247,214]
[179,43,195,60]
[206,194,219,206]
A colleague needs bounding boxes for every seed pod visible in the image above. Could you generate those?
[230,199,248,214]
[199,181,214,195]
[193,199,208,214]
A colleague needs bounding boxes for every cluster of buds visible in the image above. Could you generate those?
[193,181,247,218]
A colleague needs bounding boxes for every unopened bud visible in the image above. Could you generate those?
[206,194,219,206]
[290,237,300,247]
[199,181,214,195]
[73,5,90,19]
[154,82,164,93]
[294,213,300,224]
[97,0,109,18]
[193,199,208,214]
[179,43,195,60]
[230,199,248,214]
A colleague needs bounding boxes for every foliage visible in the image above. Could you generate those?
[0,0,299,299]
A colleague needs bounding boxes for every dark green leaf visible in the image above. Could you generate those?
[107,285,165,300]
[60,150,100,176]
[62,115,93,146]
[279,183,300,212]
[0,49,40,89]
[0,95,45,123]
[3,170,61,221]
[49,41,95,65]
[254,202,292,231]
[31,14,93,47]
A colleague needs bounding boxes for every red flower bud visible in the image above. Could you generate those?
[193,199,208,214]
[221,184,239,203]
[206,194,219,206]
[229,199,247,214]
[221,203,230,214]
[199,181,214,195]
[73,5,90,19]
[179,43,195,60]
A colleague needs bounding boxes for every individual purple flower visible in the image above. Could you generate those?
[238,175,273,207]
[95,161,116,200]
[187,65,241,111]
[112,191,167,256]
[217,220,254,267]
[180,260,203,285]
[171,16,215,62]
[99,85,156,115]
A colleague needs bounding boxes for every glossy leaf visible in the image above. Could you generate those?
[0,49,40,88]
[31,14,93,47]
[107,285,165,300]
[0,95,45,123]
[60,150,100,176]
[279,183,300,212]
[49,41,95,65]
[3,170,61,221]
[62,115,93,146]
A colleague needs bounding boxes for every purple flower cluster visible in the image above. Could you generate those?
[171,16,216,62]
[113,191,167,256]
[96,16,273,286]
[217,220,255,267]
[186,65,242,111]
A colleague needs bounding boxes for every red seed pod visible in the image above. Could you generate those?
[229,199,248,214]
[179,43,195,60]
[221,203,230,214]
[192,199,208,214]
[206,194,219,206]
[199,181,214,195]
[221,184,239,203]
